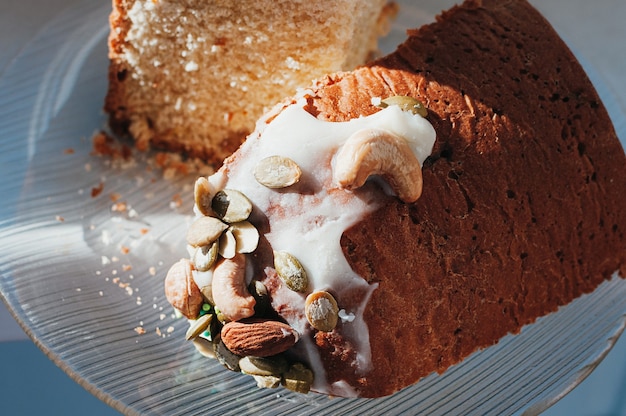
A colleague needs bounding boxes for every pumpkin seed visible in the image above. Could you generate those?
[192,241,219,272]
[239,355,288,376]
[305,291,339,332]
[185,313,213,340]
[379,95,428,117]
[218,229,237,259]
[273,251,308,293]
[212,189,252,223]
[230,221,259,254]
[282,363,314,394]
[194,176,214,216]
[254,155,302,188]
[186,216,228,247]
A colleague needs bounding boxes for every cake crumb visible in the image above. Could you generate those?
[91,182,105,198]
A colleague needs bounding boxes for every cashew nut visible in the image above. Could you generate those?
[211,253,256,322]
[164,258,204,319]
[333,128,424,203]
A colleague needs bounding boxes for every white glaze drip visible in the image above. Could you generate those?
[209,98,435,396]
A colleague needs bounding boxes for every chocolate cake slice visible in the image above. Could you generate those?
[165,0,626,398]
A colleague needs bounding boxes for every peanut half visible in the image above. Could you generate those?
[333,128,424,203]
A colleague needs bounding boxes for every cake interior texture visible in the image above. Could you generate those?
[104,0,393,165]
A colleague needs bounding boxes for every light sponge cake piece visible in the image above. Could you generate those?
[104,0,395,165]
[164,0,626,398]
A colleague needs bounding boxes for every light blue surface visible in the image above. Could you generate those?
[0,341,121,415]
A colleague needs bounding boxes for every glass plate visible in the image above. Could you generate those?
[1,1,625,415]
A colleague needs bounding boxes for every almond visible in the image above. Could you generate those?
[164,258,203,319]
[221,319,299,357]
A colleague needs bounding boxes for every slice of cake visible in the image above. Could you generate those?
[165,0,626,398]
[104,0,395,166]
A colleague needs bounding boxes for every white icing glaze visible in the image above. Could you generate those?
[209,98,435,396]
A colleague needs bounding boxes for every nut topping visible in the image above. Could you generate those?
[164,258,204,319]
[305,291,339,332]
[221,319,299,357]
[218,229,237,259]
[185,313,213,340]
[230,221,260,254]
[333,128,424,203]
[239,355,288,377]
[212,189,253,223]
[191,241,219,272]
[194,176,215,216]
[186,216,228,247]
[273,250,309,293]
[254,155,302,189]
[282,363,314,394]
[211,253,256,322]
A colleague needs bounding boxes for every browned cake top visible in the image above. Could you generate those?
[294,0,626,396]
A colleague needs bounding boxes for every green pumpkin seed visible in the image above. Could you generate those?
[273,251,308,293]
[185,313,213,340]
[305,291,339,332]
[254,155,302,189]
[379,95,428,117]
[282,363,314,394]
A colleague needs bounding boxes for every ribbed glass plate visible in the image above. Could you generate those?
[1,1,625,415]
